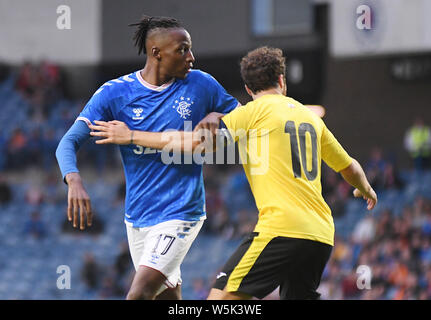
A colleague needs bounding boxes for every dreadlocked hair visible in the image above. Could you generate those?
[129,15,183,55]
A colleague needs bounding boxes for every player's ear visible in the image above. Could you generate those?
[245,85,254,97]
[279,74,287,95]
[277,74,283,88]
[151,46,161,60]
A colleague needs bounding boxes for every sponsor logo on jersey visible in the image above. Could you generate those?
[132,108,144,120]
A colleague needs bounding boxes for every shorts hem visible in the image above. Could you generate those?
[124,215,207,228]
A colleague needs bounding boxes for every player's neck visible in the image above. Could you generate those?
[251,88,283,101]
[140,65,174,87]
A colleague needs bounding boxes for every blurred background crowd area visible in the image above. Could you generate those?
[0,62,431,300]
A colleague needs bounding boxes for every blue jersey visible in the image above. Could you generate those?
[78,69,238,227]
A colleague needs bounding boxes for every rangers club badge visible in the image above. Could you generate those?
[172,96,193,119]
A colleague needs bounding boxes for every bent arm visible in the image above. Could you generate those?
[339,158,377,210]
[55,120,93,229]
[55,120,91,183]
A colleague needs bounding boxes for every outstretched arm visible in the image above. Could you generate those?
[339,158,378,210]
[90,120,200,152]
[89,113,224,152]
[55,120,93,230]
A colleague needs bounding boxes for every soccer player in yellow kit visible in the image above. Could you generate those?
[89,46,377,300]
[206,47,377,300]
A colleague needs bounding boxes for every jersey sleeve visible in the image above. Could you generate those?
[321,123,352,172]
[220,104,253,142]
[202,72,239,114]
[55,120,91,182]
[77,84,114,126]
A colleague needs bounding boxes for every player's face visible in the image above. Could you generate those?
[160,28,195,79]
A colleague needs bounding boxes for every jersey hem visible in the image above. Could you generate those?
[124,214,207,229]
[252,227,334,246]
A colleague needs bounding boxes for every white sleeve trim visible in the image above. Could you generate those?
[75,116,92,127]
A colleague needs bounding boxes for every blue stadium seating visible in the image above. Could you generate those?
[0,177,241,299]
[1,169,430,299]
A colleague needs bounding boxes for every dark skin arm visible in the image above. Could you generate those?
[89,112,224,152]
[65,172,93,230]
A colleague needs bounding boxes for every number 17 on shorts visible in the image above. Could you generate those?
[126,219,204,286]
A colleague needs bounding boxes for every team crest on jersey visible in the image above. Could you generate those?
[172,96,193,119]
[132,108,144,120]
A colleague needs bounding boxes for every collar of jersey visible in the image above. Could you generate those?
[136,70,175,92]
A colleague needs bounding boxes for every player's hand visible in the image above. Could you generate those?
[194,112,224,136]
[65,173,93,230]
[193,112,224,147]
[353,188,378,211]
[89,120,132,145]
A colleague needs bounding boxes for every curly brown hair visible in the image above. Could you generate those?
[240,46,286,94]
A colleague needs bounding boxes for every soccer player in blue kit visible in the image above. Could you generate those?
[55,15,239,300]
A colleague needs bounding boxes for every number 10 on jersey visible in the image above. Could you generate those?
[285,121,318,181]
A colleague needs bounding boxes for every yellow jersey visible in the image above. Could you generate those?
[221,94,352,246]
